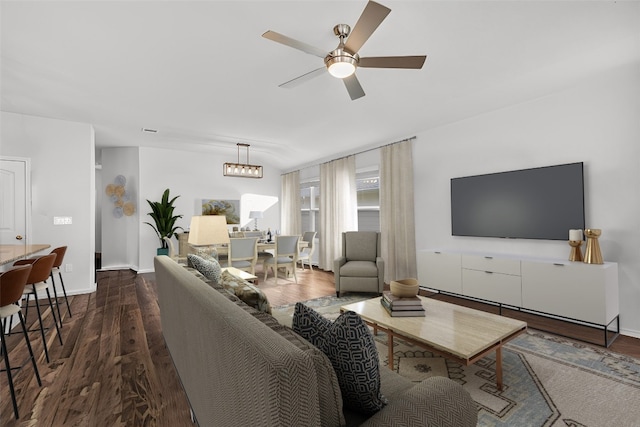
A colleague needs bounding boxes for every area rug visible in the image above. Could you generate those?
[273,295,640,427]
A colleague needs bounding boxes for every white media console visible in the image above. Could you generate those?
[416,250,620,347]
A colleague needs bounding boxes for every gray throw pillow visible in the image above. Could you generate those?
[187,253,222,285]
[293,304,387,415]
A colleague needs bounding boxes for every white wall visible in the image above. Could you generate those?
[413,62,640,337]
[101,147,140,270]
[100,146,282,273]
[1,111,96,294]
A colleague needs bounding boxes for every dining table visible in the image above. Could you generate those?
[213,240,308,256]
[0,244,51,266]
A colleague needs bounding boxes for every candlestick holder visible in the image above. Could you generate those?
[568,240,583,262]
[583,228,603,264]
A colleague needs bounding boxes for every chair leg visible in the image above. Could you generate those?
[23,294,30,325]
[49,274,64,328]
[45,288,63,346]
[30,287,51,363]
[18,311,41,387]
[58,272,72,318]
[1,321,20,419]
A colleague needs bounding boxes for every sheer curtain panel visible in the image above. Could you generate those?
[319,156,357,271]
[380,139,417,283]
[281,170,301,235]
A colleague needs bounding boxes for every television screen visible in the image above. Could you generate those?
[451,162,585,240]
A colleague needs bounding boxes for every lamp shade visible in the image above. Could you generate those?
[249,211,264,219]
[187,215,230,246]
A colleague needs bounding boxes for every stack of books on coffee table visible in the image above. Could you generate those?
[380,291,426,317]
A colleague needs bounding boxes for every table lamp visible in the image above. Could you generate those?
[188,215,230,247]
[249,211,263,231]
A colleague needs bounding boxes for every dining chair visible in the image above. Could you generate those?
[298,231,317,270]
[229,237,258,275]
[263,235,299,285]
[14,253,63,363]
[1,264,42,420]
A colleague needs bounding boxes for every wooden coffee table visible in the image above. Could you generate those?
[341,296,527,391]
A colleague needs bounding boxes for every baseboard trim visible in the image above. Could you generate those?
[621,328,640,339]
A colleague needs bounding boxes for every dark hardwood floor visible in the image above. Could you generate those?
[1,264,638,425]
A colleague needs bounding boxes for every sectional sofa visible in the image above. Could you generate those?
[153,255,478,426]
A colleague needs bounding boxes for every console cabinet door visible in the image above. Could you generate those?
[462,269,522,306]
[521,261,619,325]
[417,251,462,294]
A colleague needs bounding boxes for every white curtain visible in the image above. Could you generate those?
[280,170,301,235]
[319,156,357,271]
[380,139,417,283]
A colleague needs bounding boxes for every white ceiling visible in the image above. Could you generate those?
[2,1,639,171]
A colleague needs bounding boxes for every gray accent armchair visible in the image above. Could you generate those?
[334,231,385,297]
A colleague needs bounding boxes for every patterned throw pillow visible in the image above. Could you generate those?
[187,247,219,267]
[187,254,222,285]
[219,270,272,314]
[292,302,332,348]
[293,304,387,415]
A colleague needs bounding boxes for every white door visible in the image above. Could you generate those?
[0,157,30,246]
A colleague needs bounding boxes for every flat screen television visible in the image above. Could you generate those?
[451,162,585,240]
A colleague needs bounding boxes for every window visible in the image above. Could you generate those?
[301,180,320,236]
[356,170,380,232]
[300,170,380,233]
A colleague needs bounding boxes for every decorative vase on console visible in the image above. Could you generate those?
[584,228,604,264]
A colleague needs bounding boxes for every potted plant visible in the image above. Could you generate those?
[144,188,183,255]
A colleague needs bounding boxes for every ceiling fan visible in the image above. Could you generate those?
[262,0,427,101]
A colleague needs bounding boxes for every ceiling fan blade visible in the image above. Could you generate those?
[343,74,366,100]
[262,30,327,58]
[359,55,427,69]
[279,67,326,88]
[344,1,391,54]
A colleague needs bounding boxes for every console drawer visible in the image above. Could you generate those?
[462,255,521,275]
[462,269,522,306]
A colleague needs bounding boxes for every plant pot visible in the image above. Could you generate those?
[157,247,169,256]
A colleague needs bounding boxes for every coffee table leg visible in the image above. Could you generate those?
[496,347,503,391]
[388,332,394,370]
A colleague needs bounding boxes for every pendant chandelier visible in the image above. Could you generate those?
[223,143,263,178]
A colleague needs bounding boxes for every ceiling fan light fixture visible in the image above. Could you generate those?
[326,53,357,79]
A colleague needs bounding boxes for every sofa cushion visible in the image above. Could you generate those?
[219,270,272,314]
[187,254,222,284]
[269,324,345,427]
[293,304,387,415]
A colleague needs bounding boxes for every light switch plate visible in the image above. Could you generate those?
[53,216,72,225]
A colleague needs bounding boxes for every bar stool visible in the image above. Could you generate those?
[24,246,72,326]
[49,246,72,320]
[1,264,43,419]
[14,253,62,363]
